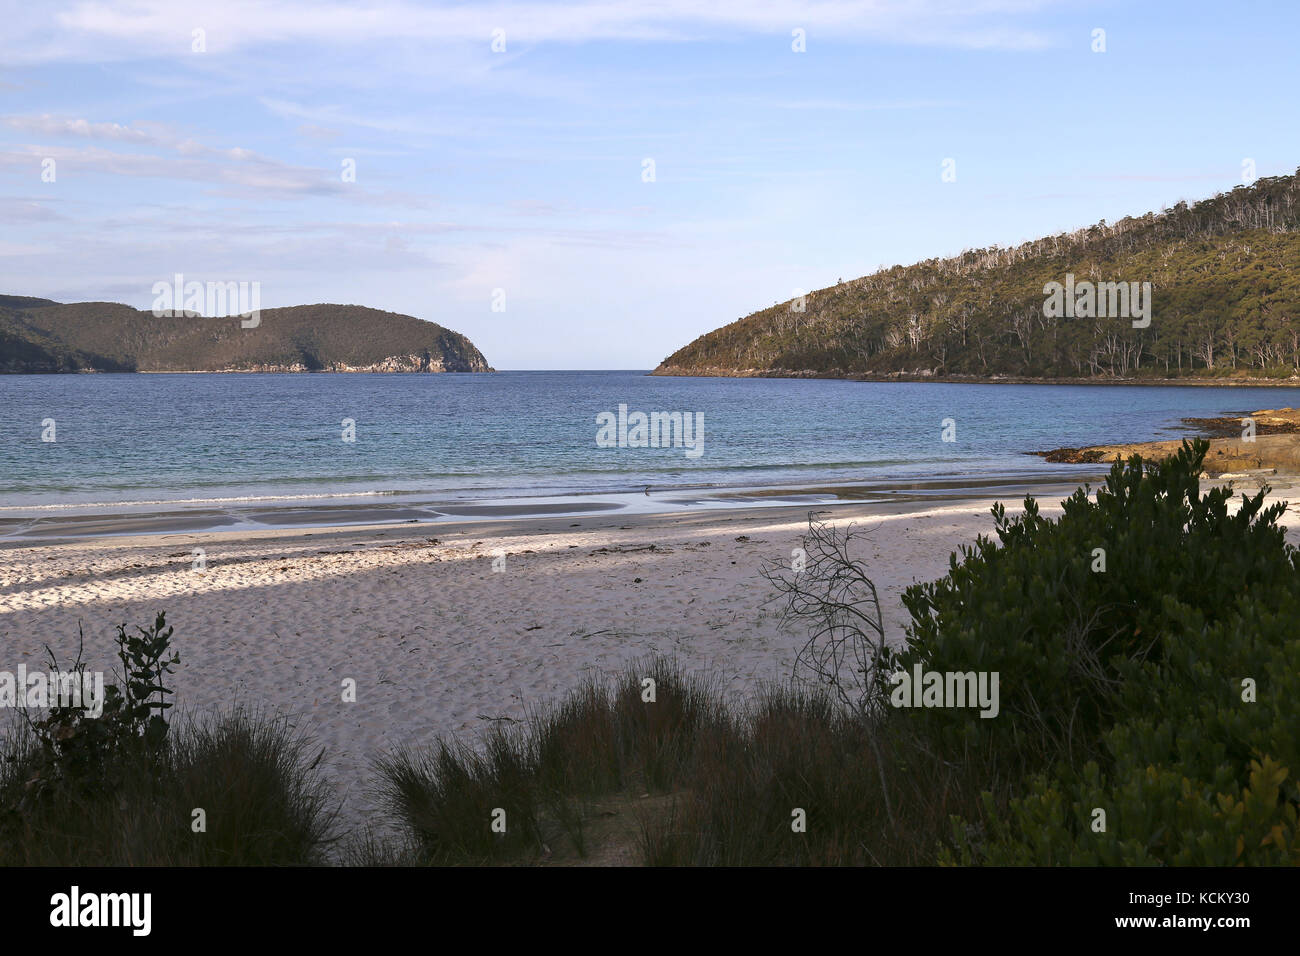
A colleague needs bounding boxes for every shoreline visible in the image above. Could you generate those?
[9,368,1300,387]
[0,470,1106,545]
[651,367,1300,387]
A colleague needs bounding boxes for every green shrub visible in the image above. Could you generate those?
[949,588,1300,865]
[895,439,1297,779]
[0,705,338,865]
[0,617,336,865]
[19,613,180,802]
[893,439,1300,865]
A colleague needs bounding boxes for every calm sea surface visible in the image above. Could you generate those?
[1,371,1296,513]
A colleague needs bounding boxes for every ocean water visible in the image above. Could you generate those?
[0,371,1296,515]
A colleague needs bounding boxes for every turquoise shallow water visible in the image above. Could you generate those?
[0,371,1295,512]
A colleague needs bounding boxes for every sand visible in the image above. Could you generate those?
[4,486,1297,844]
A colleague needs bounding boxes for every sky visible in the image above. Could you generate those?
[1,1,1298,369]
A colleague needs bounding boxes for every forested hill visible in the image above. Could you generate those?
[0,300,493,373]
[654,169,1300,381]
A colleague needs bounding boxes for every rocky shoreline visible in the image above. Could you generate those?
[1034,408,1300,476]
[651,366,1300,388]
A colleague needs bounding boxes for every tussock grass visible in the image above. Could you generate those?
[0,706,338,866]
[373,658,981,865]
[374,657,732,864]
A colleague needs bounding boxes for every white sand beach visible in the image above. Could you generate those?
[3,485,1296,841]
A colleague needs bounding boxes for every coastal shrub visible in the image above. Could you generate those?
[1,706,338,865]
[878,437,1300,864]
[950,588,1300,865]
[753,438,1300,865]
[17,613,180,801]
[894,438,1297,778]
[0,617,337,865]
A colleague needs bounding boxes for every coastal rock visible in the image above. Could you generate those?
[1034,408,1300,476]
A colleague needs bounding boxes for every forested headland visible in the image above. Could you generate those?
[655,170,1300,383]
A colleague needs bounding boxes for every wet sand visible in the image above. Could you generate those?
[0,469,1103,544]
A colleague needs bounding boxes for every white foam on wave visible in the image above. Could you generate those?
[0,490,403,512]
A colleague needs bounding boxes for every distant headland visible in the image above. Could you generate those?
[0,295,493,373]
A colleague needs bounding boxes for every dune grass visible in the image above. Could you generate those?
[372,657,978,865]
[0,706,338,866]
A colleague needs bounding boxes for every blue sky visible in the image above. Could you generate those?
[2,1,1298,369]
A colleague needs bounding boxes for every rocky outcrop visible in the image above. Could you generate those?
[1035,408,1300,475]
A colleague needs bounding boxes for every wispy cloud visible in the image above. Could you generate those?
[0,114,447,203]
[1,114,156,142]
[295,123,341,142]
[0,196,66,222]
[0,0,1061,65]
[0,140,345,198]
